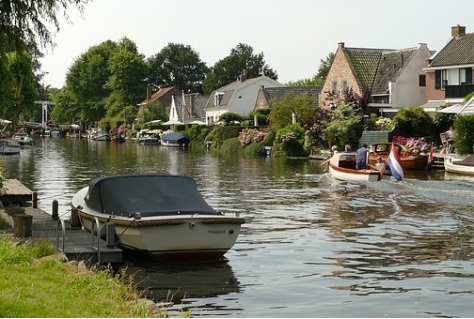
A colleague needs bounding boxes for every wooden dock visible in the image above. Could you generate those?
[1,179,34,206]
[24,207,123,265]
[1,179,123,265]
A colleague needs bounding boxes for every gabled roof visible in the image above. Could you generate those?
[264,86,322,106]
[342,46,418,95]
[372,48,417,94]
[140,86,178,104]
[207,75,283,108]
[428,31,474,67]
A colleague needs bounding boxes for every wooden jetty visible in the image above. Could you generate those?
[1,180,123,265]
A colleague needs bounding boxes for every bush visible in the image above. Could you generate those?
[5,205,25,216]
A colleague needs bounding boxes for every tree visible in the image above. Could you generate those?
[323,103,361,148]
[203,43,278,94]
[268,94,314,131]
[104,38,149,117]
[392,106,434,138]
[0,0,89,54]
[147,43,209,94]
[315,53,335,81]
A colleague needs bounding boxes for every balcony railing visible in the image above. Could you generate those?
[445,84,474,99]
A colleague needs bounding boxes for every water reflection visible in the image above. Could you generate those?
[2,138,474,317]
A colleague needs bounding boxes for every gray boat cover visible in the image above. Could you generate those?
[84,174,217,217]
[454,154,474,166]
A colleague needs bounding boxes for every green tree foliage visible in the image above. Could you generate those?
[0,54,14,120]
[392,106,434,138]
[147,43,209,94]
[6,51,37,121]
[218,112,244,125]
[268,94,314,131]
[203,43,278,94]
[248,109,271,126]
[452,115,474,155]
[303,106,332,150]
[104,38,149,117]
[50,88,80,124]
[323,103,361,148]
[275,123,306,157]
[287,77,324,86]
[316,52,335,80]
[0,0,89,54]
[64,40,118,123]
[141,101,168,124]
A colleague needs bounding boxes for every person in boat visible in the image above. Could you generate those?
[331,145,338,155]
[344,144,351,153]
[355,144,368,170]
[375,156,386,171]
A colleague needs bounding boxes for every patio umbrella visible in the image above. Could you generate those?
[144,119,162,125]
[162,120,184,125]
[437,104,464,114]
[189,120,207,125]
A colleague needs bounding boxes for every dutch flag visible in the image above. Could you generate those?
[387,143,405,181]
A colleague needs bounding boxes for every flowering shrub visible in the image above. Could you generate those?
[392,136,430,153]
[238,128,266,146]
[375,117,394,130]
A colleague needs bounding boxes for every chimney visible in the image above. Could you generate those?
[338,42,345,49]
[451,25,466,38]
[146,84,151,101]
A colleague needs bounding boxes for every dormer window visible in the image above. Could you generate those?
[215,92,224,106]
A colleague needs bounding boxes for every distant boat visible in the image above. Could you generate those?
[88,129,110,141]
[368,142,428,171]
[0,139,21,155]
[12,132,35,147]
[161,132,190,147]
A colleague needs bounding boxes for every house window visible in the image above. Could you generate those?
[214,92,224,106]
[331,81,337,94]
[419,75,426,87]
[342,80,348,92]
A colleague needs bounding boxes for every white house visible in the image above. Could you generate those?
[205,75,284,124]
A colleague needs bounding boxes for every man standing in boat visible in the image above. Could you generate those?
[356,144,368,170]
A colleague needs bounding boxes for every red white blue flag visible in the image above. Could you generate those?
[427,142,434,166]
[387,143,405,181]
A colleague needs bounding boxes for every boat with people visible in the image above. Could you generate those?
[327,152,383,182]
[367,142,428,170]
[0,139,22,155]
[444,154,474,175]
[87,129,111,141]
[71,174,246,261]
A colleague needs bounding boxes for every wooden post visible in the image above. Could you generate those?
[13,214,33,237]
[52,200,58,220]
[32,191,38,208]
[70,207,81,229]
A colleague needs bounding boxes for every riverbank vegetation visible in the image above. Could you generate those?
[0,237,166,318]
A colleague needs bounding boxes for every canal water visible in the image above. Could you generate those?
[1,137,474,317]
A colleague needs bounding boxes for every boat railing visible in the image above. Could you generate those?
[55,218,66,252]
[91,217,102,264]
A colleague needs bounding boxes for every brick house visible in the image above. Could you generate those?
[421,25,474,112]
[320,42,433,117]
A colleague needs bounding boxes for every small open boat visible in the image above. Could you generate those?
[444,155,474,175]
[71,174,245,261]
[368,142,428,170]
[12,132,35,147]
[328,152,383,182]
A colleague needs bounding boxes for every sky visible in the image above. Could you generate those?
[40,0,474,89]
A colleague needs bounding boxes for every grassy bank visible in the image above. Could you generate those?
[0,237,166,318]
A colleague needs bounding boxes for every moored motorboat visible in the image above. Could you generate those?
[0,139,21,155]
[12,132,35,147]
[444,155,474,175]
[71,174,245,261]
[328,152,383,182]
[161,132,190,147]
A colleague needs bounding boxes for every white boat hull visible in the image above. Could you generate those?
[329,165,381,182]
[72,187,244,260]
[444,156,474,175]
[0,140,21,155]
